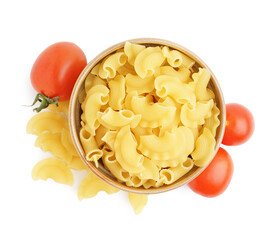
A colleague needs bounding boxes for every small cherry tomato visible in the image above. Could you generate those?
[188,147,234,197]
[31,42,87,101]
[222,103,254,146]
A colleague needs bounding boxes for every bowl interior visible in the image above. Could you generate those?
[69,38,226,194]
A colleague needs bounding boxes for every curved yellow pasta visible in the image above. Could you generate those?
[128,193,148,215]
[162,46,184,68]
[61,128,78,157]
[126,176,147,188]
[78,173,119,200]
[130,95,176,128]
[138,126,194,161]
[79,128,103,166]
[124,41,145,65]
[108,74,125,110]
[134,46,165,79]
[155,75,196,105]
[155,66,191,83]
[35,132,72,162]
[191,127,216,167]
[47,100,69,116]
[192,68,215,101]
[97,107,141,130]
[204,104,220,136]
[90,63,100,76]
[138,157,159,181]
[82,85,109,134]
[114,125,144,174]
[68,156,88,171]
[85,73,107,93]
[26,111,68,135]
[159,158,194,184]
[117,61,136,76]
[125,73,155,94]
[32,158,74,186]
[102,150,130,182]
[152,156,186,168]
[101,130,117,150]
[99,52,127,79]
[94,125,109,148]
[180,99,214,128]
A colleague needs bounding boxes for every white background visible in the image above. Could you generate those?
[1,0,275,239]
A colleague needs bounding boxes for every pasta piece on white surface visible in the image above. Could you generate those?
[128,193,148,215]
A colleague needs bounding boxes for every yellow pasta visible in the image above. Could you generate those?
[125,73,155,94]
[204,104,220,136]
[134,46,165,79]
[191,127,216,167]
[32,158,74,186]
[155,66,191,83]
[108,74,126,110]
[124,41,145,65]
[78,173,119,200]
[128,193,148,214]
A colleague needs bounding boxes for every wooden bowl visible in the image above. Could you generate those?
[69,38,226,194]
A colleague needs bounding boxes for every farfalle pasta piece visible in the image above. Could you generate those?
[204,104,220,136]
[32,158,74,186]
[159,158,194,184]
[35,132,72,162]
[191,127,216,167]
[26,111,68,135]
[98,52,127,79]
[155,75,196,105]
[82,85,109,135]
[128,193,148,215]
[130,95,176,128]
[97,107,141,130]
[134,46,165,79]
[108,75,125,110]
[193,68,215,101]
[124,41,146,65]
[155,66,191,83]
[180,99,214,128]
[138,126,194,161]
[114,125,144,174]
[125,73,155,94]
[78,173,119,200]
[79,128,103,167]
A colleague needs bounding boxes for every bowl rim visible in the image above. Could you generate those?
[69,38,226,194]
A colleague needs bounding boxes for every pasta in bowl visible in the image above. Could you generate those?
[69,38,226,194]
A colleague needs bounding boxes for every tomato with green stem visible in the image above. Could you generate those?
[188,147,234,197]
[30,42,87,112]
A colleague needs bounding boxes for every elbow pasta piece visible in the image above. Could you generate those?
[130,95,176,128]
[126,176,147,188]
[180,99,214,128]
[97,107,141,130]
[68,156,89,171]
[155,75,196,105]
[82,85,109,135]
[32,158,74,186]
[101,130,117,150]
[138,157,159,181]
[192,68,215,101]
[134,46,165,79]
[152,156,187,168]
[138,126,194,161]
[26,111,68,135]
[78,173,119,200]
[124,41,146,65]
[204,104,220,136]
[99,52,127,79]
[128,193,148,215]
[35,132,72,162]
[85,74,107,93]
[125,73,155,94]
[162,46,185,68]
[117,61,137,76]
[108,75,126,110]
[61,128,78,157]
[90,63,100,76]
[102,150,130,182]
[94,125,109,148]
[114,125,144,174]
[79,128,103,167]
[191,127,216,167]
[155,66,191,83]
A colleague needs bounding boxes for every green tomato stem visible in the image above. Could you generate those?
[29,93,60,112]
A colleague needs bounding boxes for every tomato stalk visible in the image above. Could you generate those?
[29,93,60,112]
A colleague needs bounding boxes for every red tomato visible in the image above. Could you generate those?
[222,103,254,146]
[31,42,87,101]
[188,148,233,197]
